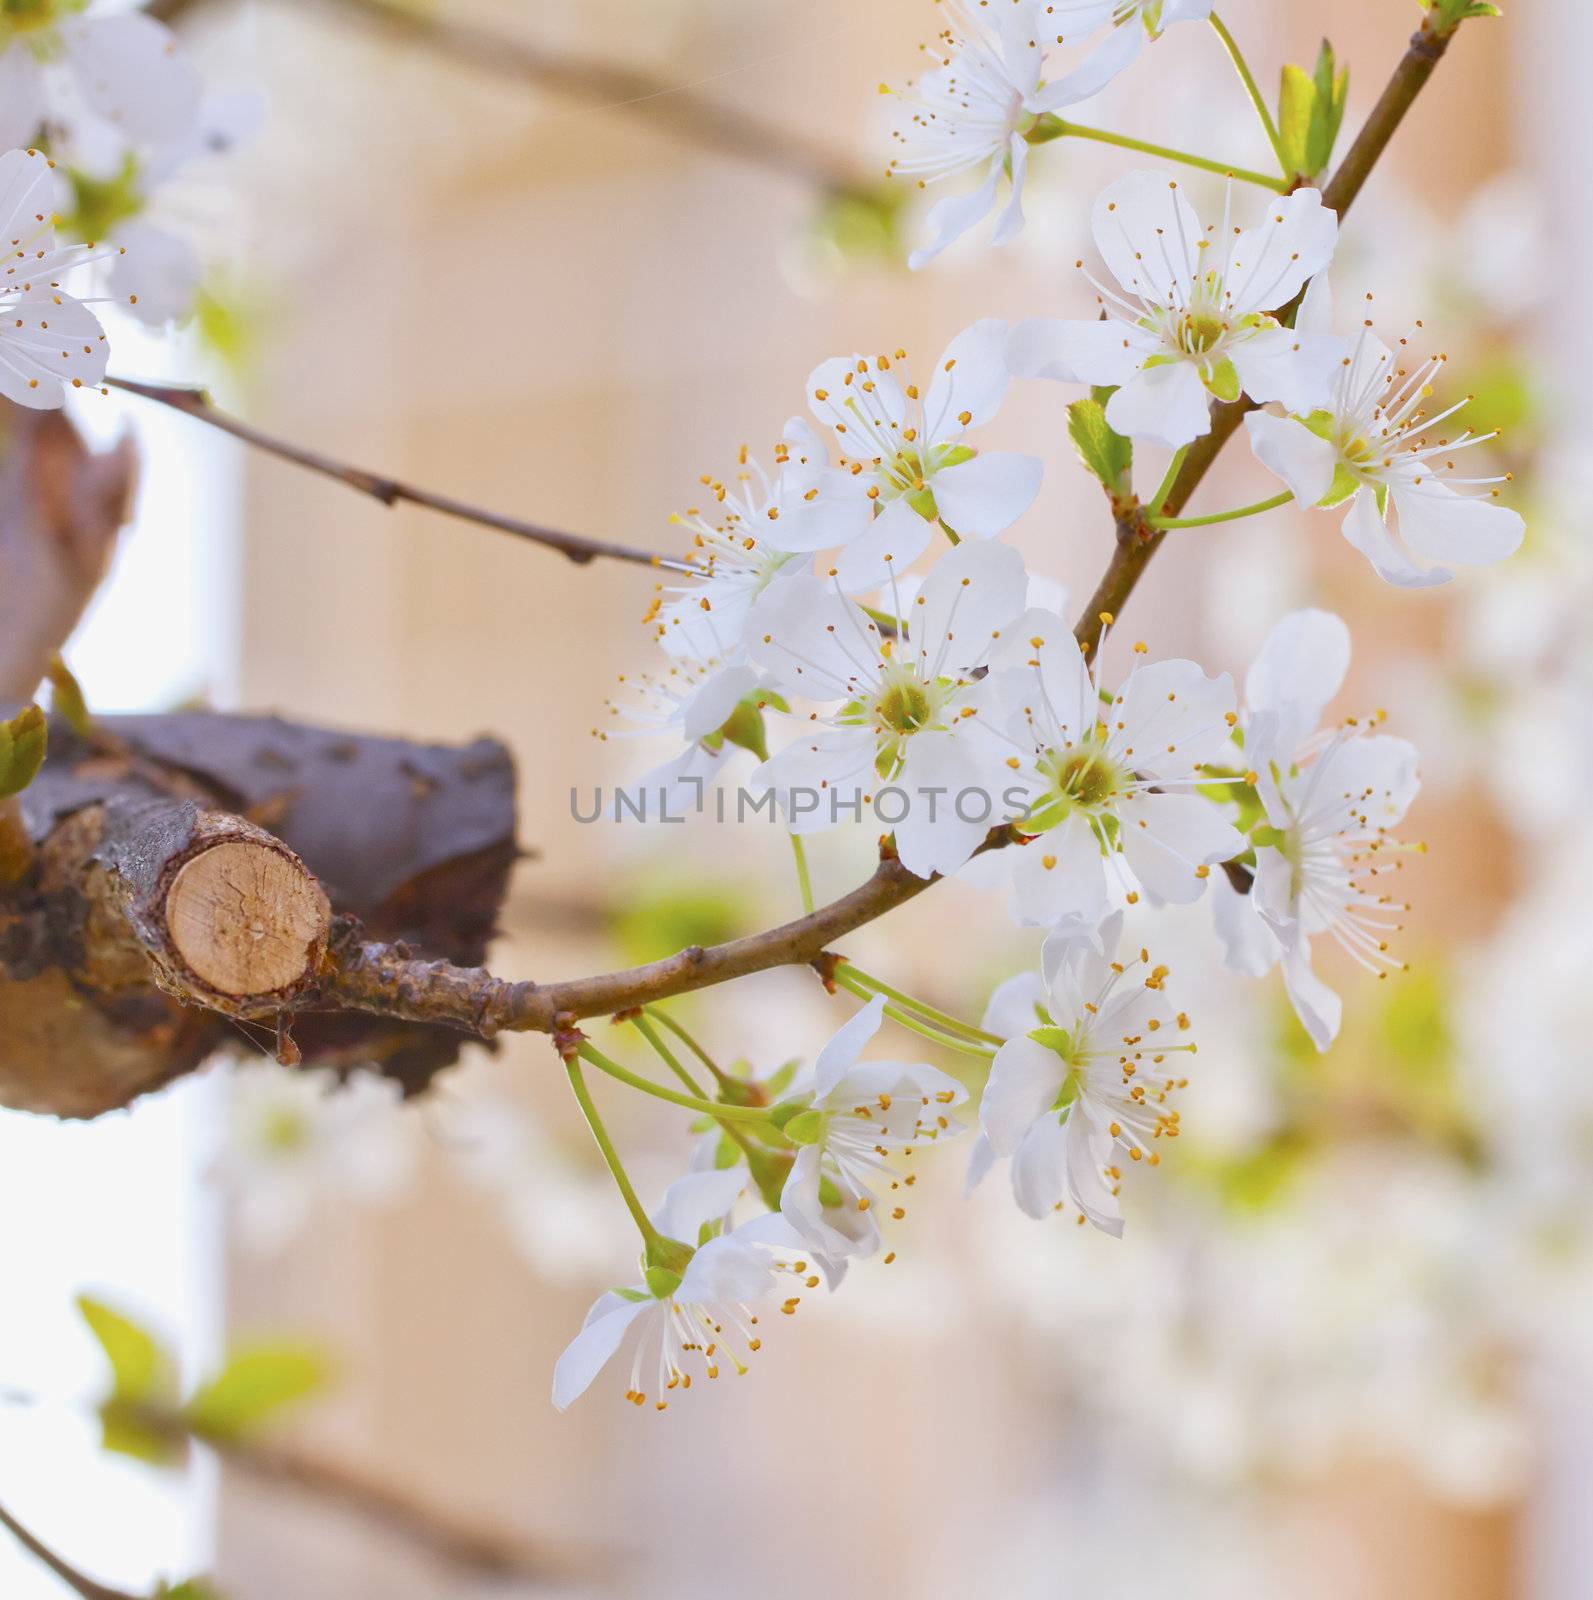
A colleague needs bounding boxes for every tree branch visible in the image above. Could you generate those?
[107,379,689,573]
[1072,18,1456,658]
[0,1499,139,1600]
[148,0,867,195]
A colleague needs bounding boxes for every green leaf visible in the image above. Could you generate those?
[0,704,46,798]
[1425,0,1501,31]
[183,1344,331,1442]
[1305,42,1348,177]
[77,1295,173,1406]
[1277,63,1315,179]
[1065,397,1132,498]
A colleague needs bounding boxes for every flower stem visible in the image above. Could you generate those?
[630,1014,763,1159]
[642,1005,730,1085]
[564,1055,660,1246]
[577,1040,773,1124]
[789,832,815,915]
[1041,117,1288,193]
[1209,14,1289,177]
[1146,447,1189,518]
[841,962,1004,1046]
[833,969,995,1059]
[1148,490,1293,530]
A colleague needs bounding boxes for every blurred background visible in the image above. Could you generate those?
[2,0,1588,1595]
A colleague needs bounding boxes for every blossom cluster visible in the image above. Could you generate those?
[565,2,1526,1412]
[0,0,253,405]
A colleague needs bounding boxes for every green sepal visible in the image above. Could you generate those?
[817,1175,847,1210]
[1027,1025,1074,1058]
[768,1094,813,1130]
[45,654,92,735]
[154,1580,227,1600]
[611,1285,650,1303]
[63,154,146,242]
[718,696,770,762]
[643,1265,684,1299]
[1424,0,1501,33]
[781,1109,825,1146]
[1319,463,1362,509]
[644,1234,695,1279]
[1250,824,1286,850]
[0,704,46,798]
[1205,359,1241,405]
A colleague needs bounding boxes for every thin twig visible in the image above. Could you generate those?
[107,378,689,573]
[0,1499,140,1600]
[148,0,866,194]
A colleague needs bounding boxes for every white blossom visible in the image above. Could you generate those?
[1245,309,1525,586]
[750,537,1030,878]
[0,145,111,407]
[551,1170,830,1411]
[1238,608,1420,1049]
[1009,172,1342,448]
[975,914,1194,1234]
[984,609,1244,926]
[216,1065,421,1255]
[780,995,969,1260]
[0,2,201,158]
[780,322,1043,587]
[1035,1,1217,106]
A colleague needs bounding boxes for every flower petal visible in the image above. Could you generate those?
[1232,327,1344,415]
[1091,170,1203,305]
[651,1168,749,1245]
[814,992,887,1096]
[931,451,1043,538]
[908,156,1001,272]
[830,497,934,590]
[1227,187,1339,317]
[981,969,1047,1039]
[1032,20,1144,110]
[1006,316,1152,387]
[925,317,1014,437]
[62,13,203,150]
[1104,360,1212,448]
[983,1037,1067,1156]
[1244,410,1338,508]
[1118,791,1244,904]
[551,1297,649,1411]
[1340,486,1452,588]
[1244,607,1350,760]
[1389,481,1525,569]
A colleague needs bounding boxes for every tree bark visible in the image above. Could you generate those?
[0,713,519,1117]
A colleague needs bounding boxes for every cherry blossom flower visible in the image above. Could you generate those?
[0,145,112,407]
[749,538,1030,878]
[1045,3,1216,93]
[975,915,1194,1234]
[780,322,1043,587]
[551,1169,829,1411]
[780,995,969,1260]
[885,0,1056,269]
[647,424,857,665]
[1238,608,1420,1049]
[217,1065,421,1255]
[984,608,1244,926]
[1008,172,1342,448]
[0,2,201,157]
[1245,311,1525,586]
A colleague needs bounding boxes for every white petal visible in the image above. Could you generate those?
[988,133,1029,248]
[1228,188,1339,316]
[751,726,879,835]
[1232,327,1345,415]
[983,1037,1067,1157]
[1244,607,1350,759]
[993,606,1094,745]
[1211,875,1282,977]
[651,1168,748,1244]
[62,13,203,149]
[908,158,1001,272]
[981,970,1048,1040]
[748,576,882,699]
[771,470,874,555]
[1105,360,1212,449]
[1114,656,1238,778]
[931,451,1043,538]
[112,222,203,326]
[1244,410,1338,507]
[677,1234,776,1305]
[965,1131,997,1194]
[680,661,759,741]
[814,993,887,1096]
[892,731,1001,879]
[925,317,1014,437]
[1006,316,1151,387]
[551,1298,649,1411]
[1389,481,1525,569]
[780,1143,880,1258]
[0,47,45,149]
[1009,814,1111,929]
[1092,170,1204,305]
[1064,1108,1124,1235]
[1032,21,1143,110]
[1009,1114,1070,1219]
[1118,791,1244,905]
[830,497,934,590]
[910,536,1029,673]
[1296,271,1334,335]
[1340,487,1451,588]
[0,290,109,409]
[1281,937,1342,1051]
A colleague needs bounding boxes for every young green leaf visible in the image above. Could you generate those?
[77,1294,175,1406]
[1306,42,1348,178]
[1425,0,1502,31]
[1277,63,1315,180]
[45,655,93,737]
[1065,397,1132,500]
[183,1343,333,1442]
[0,704,47,798]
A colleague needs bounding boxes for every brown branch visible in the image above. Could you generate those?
[1072,16,1458,659]
[148,0,866,195]
[0,1499,139,1600]
[106,379,689,573]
